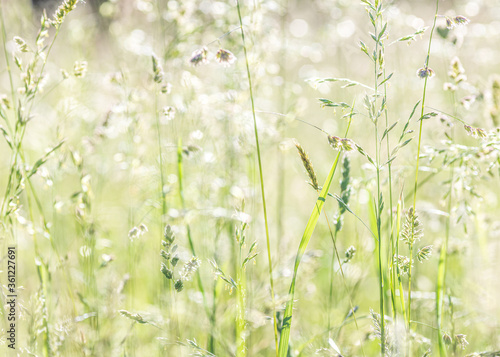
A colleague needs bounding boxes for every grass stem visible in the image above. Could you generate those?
[235,0,278,351]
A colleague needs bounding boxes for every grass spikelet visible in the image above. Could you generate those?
[416,245,433,262]
[190,47,209,66]
[2,0,498,355]
[215,48,237,66]
[335,156,351,231]
[295,140,319,190]
[119,310,147,324]
[401,208,423,246]
[52,0,79,27]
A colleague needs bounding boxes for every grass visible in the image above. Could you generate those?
[0,0,499,356]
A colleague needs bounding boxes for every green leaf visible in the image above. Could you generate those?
[381,121,398,142]
[0,126,13,149]
[379,72,394,86]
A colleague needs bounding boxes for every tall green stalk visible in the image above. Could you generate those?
[367,1,386,352]
[235,0,278,351]
[408,0,440,342]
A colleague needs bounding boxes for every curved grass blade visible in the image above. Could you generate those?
[278,151,342,356]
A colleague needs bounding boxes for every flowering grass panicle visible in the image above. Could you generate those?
[295,141,319,190]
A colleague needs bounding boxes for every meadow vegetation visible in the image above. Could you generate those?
[0,0,499,356]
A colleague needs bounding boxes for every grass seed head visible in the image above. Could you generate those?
[344,246,356,263]
[401,208,423,246]
[174,279,184,292]
[394,255,412,276]
[417,67,435,79]
[181,257,201,281]
[294,141,319,190]
[160,250,170,261]
[190,47,209,66]
[160,263,173,279]
[328,135,341,150]
[453,16,470,27]
[152,53,164,83]
[171,255,180,267]
[448,57,466,83]
[14,37,28,52]
[52,0,79,27]
[74,61,87,78]
[455,334,469,349]
[443,333,453,345]
[164,225,175,244]
[119,310,146,324]
[416,245,433,262]
[216,48,236,66]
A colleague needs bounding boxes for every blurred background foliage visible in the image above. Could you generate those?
[0,0,499,355]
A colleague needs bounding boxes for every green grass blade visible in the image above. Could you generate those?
[278,151,342,356]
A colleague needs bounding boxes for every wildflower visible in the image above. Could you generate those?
[416,66,435,79]
[416,245,433,262]
[216,48,237,66]
[190,47,208,66]
[455,334,469,350]
[13,37,28,52]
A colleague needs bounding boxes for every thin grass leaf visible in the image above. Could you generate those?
[313,77,374,91]
[379,72,394,86]
[278,152,342,356]
[399,100,421,142]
